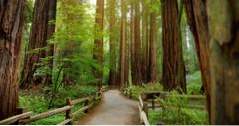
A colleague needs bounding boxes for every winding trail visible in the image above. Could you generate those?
[78,90,139,125]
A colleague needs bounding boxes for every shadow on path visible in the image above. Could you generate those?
[78,90,139,125]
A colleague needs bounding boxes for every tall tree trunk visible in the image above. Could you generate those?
[141,0,149,83]
[108,0,117,87]
[148,5,157,83]
[119,0,126,87]
[124,26,129,86]
[183,0,211,121]
[119,0,127,87]
[21,0,56,88]
[207,0,239,124]
[131,0,143,85]
[45,0,57,85]
[130,3,135,85]
[161,0,186,92]
[93,0,104,90]
[0,0,25,119]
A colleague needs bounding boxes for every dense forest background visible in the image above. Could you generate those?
[0,0,238,125]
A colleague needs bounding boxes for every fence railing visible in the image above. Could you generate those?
[138,95,150,125]
[138,91,206,125]
[0,94,100,125]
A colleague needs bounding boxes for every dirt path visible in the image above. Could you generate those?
[78,90,139,125]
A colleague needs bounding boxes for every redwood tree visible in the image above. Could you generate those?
[131,0,143,85]
[141,0,150,83]
[183,0,211,120]
[21,0,57,88]
[93,0,104,90]
[108,0,117,87]
[161,0,186,92]
[0,0,25,119]
[148,3,157,83]
[119,0,129,87]
[130,2,135,84]
[45,0,57,86]
[207,0,239,124]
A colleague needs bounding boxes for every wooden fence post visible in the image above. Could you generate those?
[15,108,23,125]
[66,98,72,125]
[143,102,148,118]
[152,99,155,110]
[84,99,89,113]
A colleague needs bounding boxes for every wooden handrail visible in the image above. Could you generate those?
[143,91,206,100]
[21,106,72,123]
[141,111,150,125]
[57,119,72,125]
[0,94,100,125]
[0,112,32,125]
[138,96,144,108]
[72,102,94,117]
[71,96,92,105]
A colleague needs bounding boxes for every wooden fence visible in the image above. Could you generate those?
[0,94,100,125]
[138,91,206,125]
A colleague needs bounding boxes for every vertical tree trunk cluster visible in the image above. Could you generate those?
[207,0,239,124]
[161,0,186,92]
[21,0,57,88]
[93,0,104,90]
[0,0,25,120]
[128,0,158,85]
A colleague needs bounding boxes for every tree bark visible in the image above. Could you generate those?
[161,0,186,92]
[141,0,150,83]
[131,0,143,85]
[207,0,239,124]
[93,0,104,90]
[21,0,57,88]
[119,0,127,87]
[148,5,157,83]
[183,0,211,121]
[0,0,25,119]
[45,0,57,86]
[130,2,135,85]
[108,0,117,87]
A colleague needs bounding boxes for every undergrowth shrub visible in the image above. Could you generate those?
[149,91,208,125]
[123,83,163,100]
[187,71,202,95]
[19,84,97,124]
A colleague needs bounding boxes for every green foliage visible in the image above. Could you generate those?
[53,0,102,86]
[123,83,163,100]
[149,91,208,125]
[19,84,97,124]
[19,92,48,113]
[45,85,97,107]
[149,108,208,125]
[30,115,64,125]
[187,71,202,95]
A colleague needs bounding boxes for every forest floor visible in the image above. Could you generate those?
[77,90,139,125]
